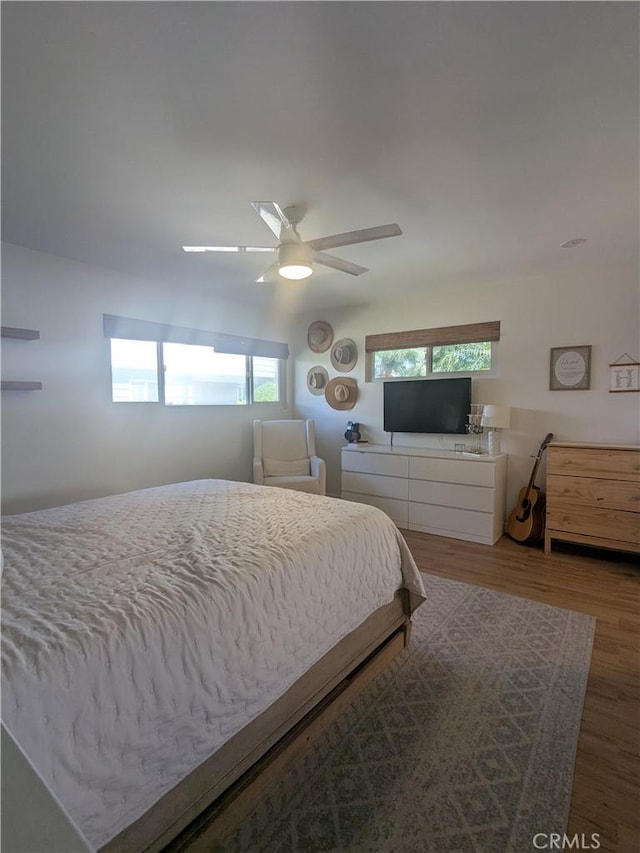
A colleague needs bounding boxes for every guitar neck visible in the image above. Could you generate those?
[521,433,554,501]
[522,460,542,498]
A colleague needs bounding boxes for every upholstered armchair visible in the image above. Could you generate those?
[253,419,326,495]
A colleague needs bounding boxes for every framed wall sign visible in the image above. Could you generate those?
[549,345,591,391]
[610,361,640,393]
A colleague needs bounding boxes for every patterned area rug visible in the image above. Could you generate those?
[221,573,595,853]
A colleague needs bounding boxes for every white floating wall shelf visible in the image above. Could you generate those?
[1,326,43,390]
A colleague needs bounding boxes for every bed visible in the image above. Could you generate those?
[1,478,426,852]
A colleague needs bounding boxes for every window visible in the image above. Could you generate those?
[372,343,493,379]
[105,314,288,406]
[109,333,284,405]
[431,342,492,373]
[110,339,159,402]
[373,348,427,379]
[164,344,248,406]
[366,321,500,380]
[252,356,281,403]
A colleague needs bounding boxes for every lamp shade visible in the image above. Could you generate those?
[278,243,312,280]
[481,405,511,430]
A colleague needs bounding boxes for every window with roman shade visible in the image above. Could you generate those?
[365,321,501,379]
[104,314,289,405]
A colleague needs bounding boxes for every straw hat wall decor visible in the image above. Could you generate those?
[330,338,358,373]
[306,366,329,395]
[325,376,358,410]
[307,321,334,354]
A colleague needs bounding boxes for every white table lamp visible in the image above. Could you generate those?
[481,405,511,455]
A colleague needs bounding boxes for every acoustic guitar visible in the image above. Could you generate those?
[507,433,554,545]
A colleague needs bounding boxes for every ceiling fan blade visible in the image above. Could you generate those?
[250,201,296,241]
[182,245,276,253]
[256,261,280,283]
[306,223,402,253]
[313,251,368,276]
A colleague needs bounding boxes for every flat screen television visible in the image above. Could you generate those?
[383,377,471,435]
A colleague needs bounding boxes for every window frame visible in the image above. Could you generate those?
[109,339,286,407]
[369,341,497,381]
[108,338,162,403]
[365,321,500,382]
[249,354,284,405]
[429,340,497,376]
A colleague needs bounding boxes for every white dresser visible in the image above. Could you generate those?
[341,444,508,545]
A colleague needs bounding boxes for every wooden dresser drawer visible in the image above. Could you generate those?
[546,504,640,546]
[547,446,640,482]
[545,442,640,555]
[547,474,640,514]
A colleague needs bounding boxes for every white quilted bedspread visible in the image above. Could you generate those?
[1,479,425,848]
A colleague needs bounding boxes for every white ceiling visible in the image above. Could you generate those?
[2,2,638,311]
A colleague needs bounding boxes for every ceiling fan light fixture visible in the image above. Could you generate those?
[278,242,313,280]
[279,263,313,280]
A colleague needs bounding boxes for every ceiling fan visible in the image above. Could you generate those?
[183,202,402,282]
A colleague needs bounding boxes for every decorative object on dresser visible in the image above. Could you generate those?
[609,353,640,393]
[549,345,591,390]
[545,441,640,555]
[465,403,484,454]
[507,433,554,545]
[480,404,511,455]
[344,421,361,443]
[341,444,507,545]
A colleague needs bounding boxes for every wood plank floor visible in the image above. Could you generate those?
[402,529,639,853]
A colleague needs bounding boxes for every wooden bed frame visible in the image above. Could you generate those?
[101,588,423,853]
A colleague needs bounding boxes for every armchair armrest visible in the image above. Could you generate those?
[253,458,264,485]
[310,456,326,496]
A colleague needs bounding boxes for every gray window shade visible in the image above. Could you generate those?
[103,314,289,360]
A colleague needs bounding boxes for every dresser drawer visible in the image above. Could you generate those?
[547,475,640,514]
[546,503,640,545]
[409,502,494,538]
[342,492,409,527]
[409,479,494,513]
[547,446,640,482]
[341,450,409,478]
[341,471,409,501]
[409,456,496,487]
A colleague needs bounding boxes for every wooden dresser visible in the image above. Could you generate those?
[545,441,640,555]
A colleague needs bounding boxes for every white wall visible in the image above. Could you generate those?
[1,243,293,513]
[293,265,640,514]
[3,242,638,520]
